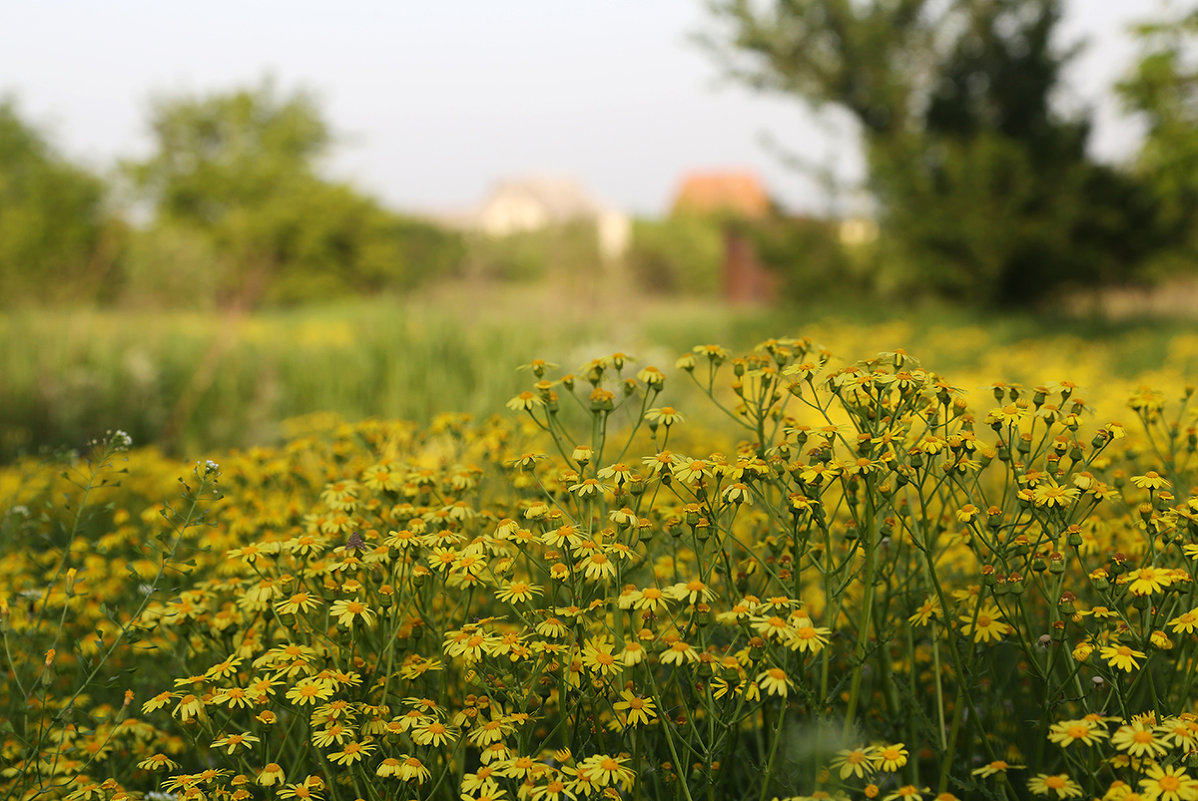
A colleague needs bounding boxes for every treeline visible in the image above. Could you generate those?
[1,83,470,309]
[5,2,1198,310]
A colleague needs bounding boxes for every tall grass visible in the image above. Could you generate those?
[5,287,1196,461]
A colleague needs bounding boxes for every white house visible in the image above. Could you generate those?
[470,176,630,262]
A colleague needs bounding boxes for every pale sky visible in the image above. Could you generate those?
[0,0,1164,217]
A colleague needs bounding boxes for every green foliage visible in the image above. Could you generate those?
[461,221,602,284]
[1118,7,1198,275]
[702,0,1171,306]
[626,215,722,294]
[126,80,462,307]
[748,216,870,302]
[874,133,1165,304]
[0,99,118,305]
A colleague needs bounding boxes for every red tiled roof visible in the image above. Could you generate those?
[671,171,771,219]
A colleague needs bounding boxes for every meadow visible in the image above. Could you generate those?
[5,286,1196,462]
[3,291,1198,801]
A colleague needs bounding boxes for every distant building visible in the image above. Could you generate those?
[471,176,630,261]
[671,171,772,220]
[670,170,776,304]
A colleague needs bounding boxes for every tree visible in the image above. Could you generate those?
[702,0,1164,305]
[1118,6,1198,274]
[128,80,459,307]
[0,99,117,304]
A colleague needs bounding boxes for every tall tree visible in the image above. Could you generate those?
[0,99,116,304]
[1118,6,1198,272]
[703,0,1163,305]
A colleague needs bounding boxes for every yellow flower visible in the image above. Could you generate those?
[141,691,177,714]
[136,754,180,771]
[612,690,657,727]
[412,718,458,746]
[1138,763,1198,800]
[578,551,618,582]
[329,598,376,628]
[1047,719,1109,747]
[311,723,352,747]
[327,740,375,766]
[1100,643,1147,673]
[1168,607,1198,635]
[173,693,205,722]
[276,778,324,801]
[568,477,609,498]
[659,639,699,666]
[619,641,647,666]
[505,392,543,412]
[672,458,712,484]
[210,732,259,754]
[627,586,671,614]
[517,358,558,376]
[755,667,792,698]
[1123,566,1174,597]
[466,716,514,748]
[874,743,908,772]
[908,598,941,627]
[645,407,685,427]
[665,579,715,605]
[496,580,542,605]
[257,764,285,786]
[581,638,621,678]
[1160,715,1198,751]
[752,615,793,642]
[394,756,430,783]
[285,677,335,707]
[275,592,321,615]
[960,604,1012,644]
[637,365,665,387]
[831,747,877,780]
[1032,483,1080,508]
[596,462,637,487]
[1130,471,1172,490]
[722,482,753,504]
[461,784,507,801]
[786,619,831,654]
[1110,720,1169,758]
[578,754,636,790]
[1150,629,1174,650]
[972,761,1022,778]
[1027,773,1083,798]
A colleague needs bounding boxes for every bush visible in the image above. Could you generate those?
[626,216,722,295]
[461,222,603,285]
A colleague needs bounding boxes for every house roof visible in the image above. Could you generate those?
[671,171,771,219]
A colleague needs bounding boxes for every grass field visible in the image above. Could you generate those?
[6,283,1197,461]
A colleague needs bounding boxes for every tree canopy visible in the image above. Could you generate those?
[0,99,116,304]
[703,0,1170,305]
[1118,7,1198,274]
[127,80,460,307]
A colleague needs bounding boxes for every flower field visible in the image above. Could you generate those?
[2,330,1198,801]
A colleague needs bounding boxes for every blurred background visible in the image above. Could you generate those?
[2,0,1197,460]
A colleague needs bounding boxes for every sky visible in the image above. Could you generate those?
[0,0,1167,217]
